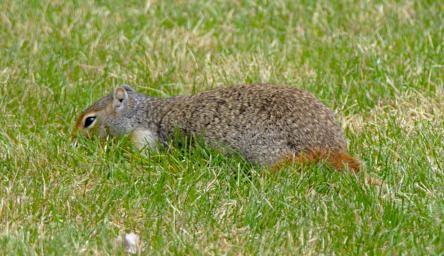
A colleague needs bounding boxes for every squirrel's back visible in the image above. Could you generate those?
[155,84,358,170]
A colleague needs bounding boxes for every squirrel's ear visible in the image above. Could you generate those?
[122,84,135,92]
[113,87,128,112]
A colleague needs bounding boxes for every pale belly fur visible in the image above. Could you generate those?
[130,129,158,149]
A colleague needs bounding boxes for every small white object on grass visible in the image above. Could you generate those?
[114,232,140,254]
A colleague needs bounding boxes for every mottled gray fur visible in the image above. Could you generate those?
[76,84,347,166]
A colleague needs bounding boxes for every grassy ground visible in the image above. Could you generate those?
[1,0,443,254]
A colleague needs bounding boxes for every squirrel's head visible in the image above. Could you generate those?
[71,85,137,143]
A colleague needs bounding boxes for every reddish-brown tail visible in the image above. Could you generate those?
[272,149,361,172]
[324,150,361,172]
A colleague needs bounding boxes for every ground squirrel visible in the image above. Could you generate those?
[72,84,360,171]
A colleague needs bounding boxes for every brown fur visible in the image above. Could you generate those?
[272,149,360,172]
[71,115,84,140]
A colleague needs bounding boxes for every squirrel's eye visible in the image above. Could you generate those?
[84,116,96,128]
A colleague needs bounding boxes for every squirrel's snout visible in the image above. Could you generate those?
[71,128,79,146]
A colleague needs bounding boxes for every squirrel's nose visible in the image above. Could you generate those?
[71,128,79,146]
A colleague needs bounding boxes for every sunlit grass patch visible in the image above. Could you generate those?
[0,0,443,254]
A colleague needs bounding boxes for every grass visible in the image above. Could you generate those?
[1,0,443,254]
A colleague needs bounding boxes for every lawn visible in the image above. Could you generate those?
[1,0,443,254]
